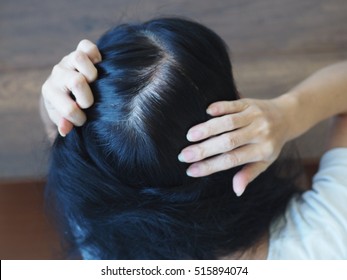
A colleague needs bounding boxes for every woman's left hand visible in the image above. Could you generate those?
[178,98,290,196]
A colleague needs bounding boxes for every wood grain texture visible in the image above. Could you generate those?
[1,0,344,259]
[1,0,346,177]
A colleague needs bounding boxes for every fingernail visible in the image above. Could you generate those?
[178,153,185,162]
[206,106,217,115]
[58,127,66,137]
[234,187,245,197]
[235,190,244,197]
[186,165,200,177]
[187,129,203,141]
[178,149,195,162]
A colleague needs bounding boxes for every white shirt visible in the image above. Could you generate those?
[268,148,347,259]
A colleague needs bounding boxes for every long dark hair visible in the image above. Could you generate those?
[46,17,301,259]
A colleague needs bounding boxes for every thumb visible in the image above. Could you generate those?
[232,162,268,196]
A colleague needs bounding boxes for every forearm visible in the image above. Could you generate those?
[275,61,347,142]
[327,114,347,149]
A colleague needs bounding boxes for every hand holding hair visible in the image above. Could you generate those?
[41,39,101,139]
[178,98,289,196]
[179,60,347,195]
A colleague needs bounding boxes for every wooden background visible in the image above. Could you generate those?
[0,0,346,259]
[1,0,347,179]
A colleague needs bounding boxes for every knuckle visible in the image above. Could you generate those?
[201,161,213,175]
[266,142,276,157]
[78,39,93,50]
[224,152,240,167]
[62,103,78,120]
[258,147,268,160]
[51,64,61,76]
[199,122,210,137]
[89,43,99,54]
[222,134,238,149]
[236,98,245,107]
[78,39,89,48]
[73,50,87,64]
[248,103,262,116]
[241,98,251,104]
[261,121,272,136]
[89,67,98,81]
[238,99,250,110]
[260,121,270,135]
[226,114,235,127]
[78,39,100,59]
[194,145,205,160]
[203,126,211,139]
[229,136,239,149]
[251,105,262,116]
[61,53,72,66]
[70,73,86,90]
[259,143,275,161]
[81,95,94,109]
[204,123,214,137]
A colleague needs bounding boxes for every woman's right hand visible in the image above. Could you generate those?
[41,39,101,137]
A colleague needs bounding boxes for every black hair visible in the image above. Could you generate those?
[46,17,301,259]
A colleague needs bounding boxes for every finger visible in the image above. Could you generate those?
[41,94,62,127]
[186,144,261,177]
[186,110,252,142]
[179,127,254,163]
[51,65,94,109]
[44,99,74,137]
[58,118,74,137]
[232,162,269,196]
[206,99,249,116]
[62,50,98,83]
[43,81,87,126]
[77,39,102,64]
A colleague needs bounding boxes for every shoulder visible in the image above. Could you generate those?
[268,148,347,259]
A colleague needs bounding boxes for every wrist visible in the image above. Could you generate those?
[273,92,302,142]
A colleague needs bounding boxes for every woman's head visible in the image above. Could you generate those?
[83,17,239,187]
[47,18,299,259]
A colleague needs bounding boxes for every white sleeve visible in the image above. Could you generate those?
[268,148,347,259]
